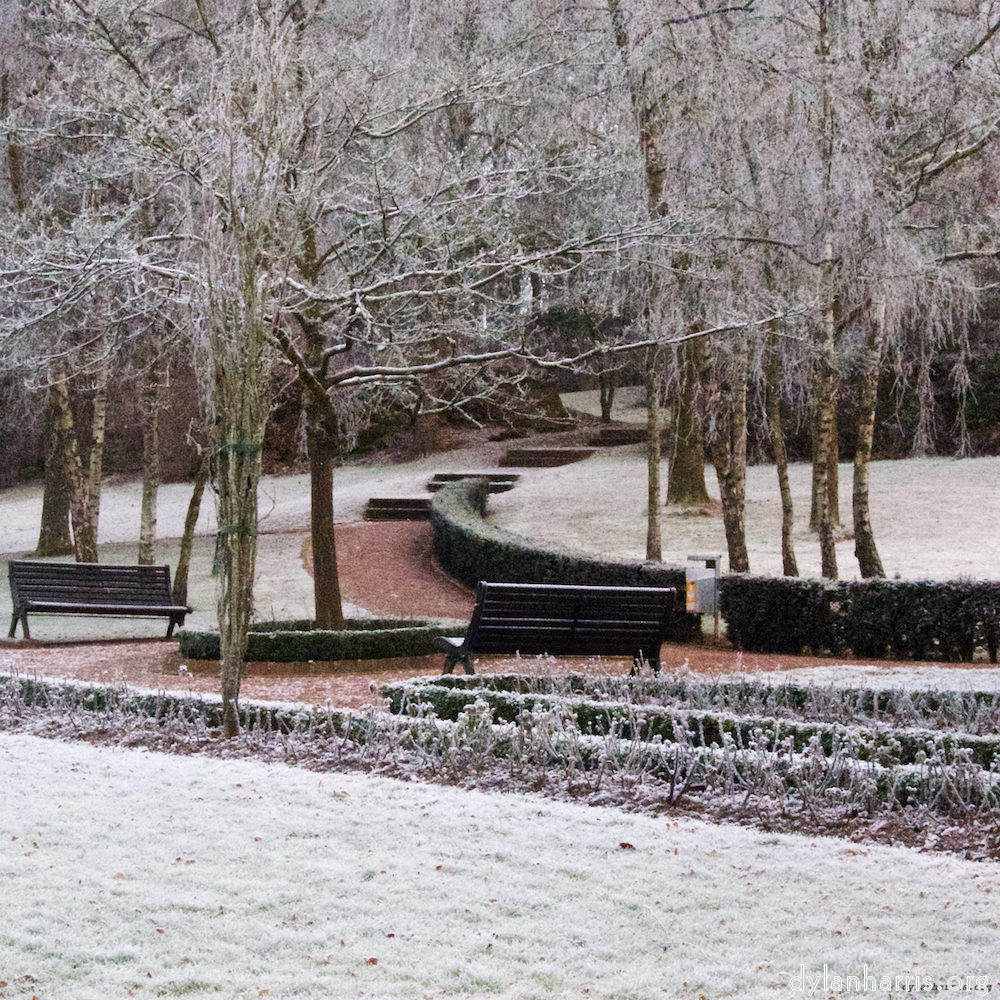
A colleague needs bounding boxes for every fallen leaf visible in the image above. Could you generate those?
[619,842,635,850]
[365,958,378,966]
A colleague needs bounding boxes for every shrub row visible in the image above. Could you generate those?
[721,576,1000,662]
[430,480,701,643]
[400,672,1000,731]
[382,677,1000,767]
[3,674,359,736]
[178,618,460,661]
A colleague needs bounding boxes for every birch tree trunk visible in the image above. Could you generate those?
[72,363,109,564]
[138,365,161,565]
[708,329,750,574]
[48,364,105,564]
[213,326,267,738]
[765,332,798,576]
[172,445,210,609]
[645,348,662,562]
[666,336,711,506]
[853,305,886,578]
[814,289,839,580]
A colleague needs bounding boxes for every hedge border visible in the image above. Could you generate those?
[177,618,462,662]
[430,480,1000,661]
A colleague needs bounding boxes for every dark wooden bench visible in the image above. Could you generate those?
[436,581,676,675]
[8,560,191,639]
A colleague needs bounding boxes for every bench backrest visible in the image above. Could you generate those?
[467,581,675,658]
[9,560,176,608]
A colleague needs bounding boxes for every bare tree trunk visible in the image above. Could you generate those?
[72,364,109,564]
[645,349,662,562]
[599,369,616,423]
[35,384,74,556]
[173,445,210,608]
[48,367,103,564]
[765,330,798,577]
[215,428,260,739]
[827,406,840,527]
[814,291,839,580]
[138,366,161,565]
[853,309,885,578]
[667,337,712,506]
[708,330,750,574]
[306,400,345,629]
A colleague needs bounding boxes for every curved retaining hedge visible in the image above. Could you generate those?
[178,618,460,662]
[430,480,1000,662]
[429,479,700,643]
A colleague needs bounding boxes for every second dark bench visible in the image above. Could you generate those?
[436,581,676,674]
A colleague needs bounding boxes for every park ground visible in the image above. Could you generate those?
[2,409,1000,999]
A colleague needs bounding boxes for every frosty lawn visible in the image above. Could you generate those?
[2,732,998,1000]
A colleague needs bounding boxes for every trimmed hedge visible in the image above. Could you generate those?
[430,480,701,643]
[430,481,999,661]
[721,576,1000,662]
[178,618,461,662]
[383,676,1000,767]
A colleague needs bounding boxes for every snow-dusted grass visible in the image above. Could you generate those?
[3,730,1000,1000]
[4,663,1000,1000]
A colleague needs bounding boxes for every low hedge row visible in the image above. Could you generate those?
[382,678,1000,767]
[430,480,701,643]
[396,672,1000,727]
[178,618,460,662]
[431,480,999,661]
[4,675,357,736]
[721,577,1000,662]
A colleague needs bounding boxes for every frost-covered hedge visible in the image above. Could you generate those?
[383,675,1000,767]
[178,618,461,661]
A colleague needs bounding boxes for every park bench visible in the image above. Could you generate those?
[436,581,676,675]
[7,560,191,640]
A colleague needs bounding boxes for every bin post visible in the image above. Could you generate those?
[686,554,722,641]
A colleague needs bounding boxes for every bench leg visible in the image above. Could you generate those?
[443,652,475,675]
[9,612,30,640]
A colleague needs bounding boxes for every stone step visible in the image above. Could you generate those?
[363,498,433,521]
[586,426,672,447]
[500,447,596,468]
